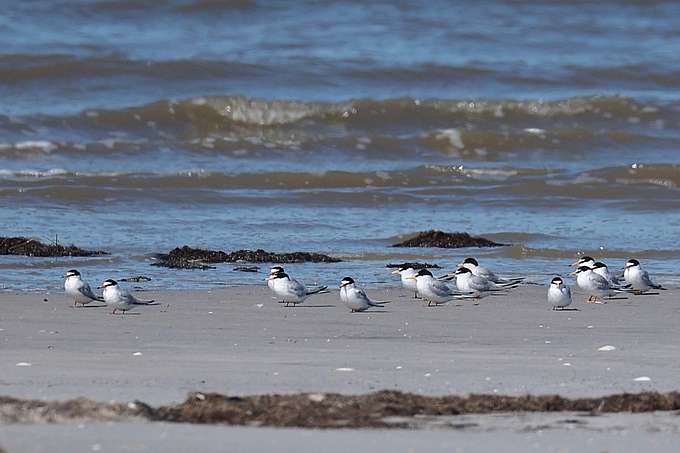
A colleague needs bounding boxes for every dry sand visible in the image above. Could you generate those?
[1,283,679,451]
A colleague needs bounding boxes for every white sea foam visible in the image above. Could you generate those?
[434,128,465,150]
[14,141,58,153]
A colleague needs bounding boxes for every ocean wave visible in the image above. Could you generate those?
[2,164,678,198]
[173,94,672,128]
[0,140,59,154]
[2,94,676,163]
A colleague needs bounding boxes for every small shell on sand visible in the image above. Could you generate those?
[598,345,616,351]
[307,393,326,403]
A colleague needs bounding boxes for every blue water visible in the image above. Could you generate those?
[1,0,680,293]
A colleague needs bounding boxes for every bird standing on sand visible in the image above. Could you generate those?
[339,277,389,312]
[568,266,622,303]
[623,259,666,294]
[265,270,328,307]
[547,277,572,310]
[448,267,517,299]
[99,279,157,314]
[408,269,470,307]
[63,269,104,308]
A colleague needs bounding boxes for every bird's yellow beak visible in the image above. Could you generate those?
[567,270,578,276]
[569,260,581,266]
[390,269,401,274]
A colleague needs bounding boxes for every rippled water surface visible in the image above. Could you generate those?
[1,0,679,292]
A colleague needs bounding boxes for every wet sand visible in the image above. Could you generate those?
[1,283,679,451]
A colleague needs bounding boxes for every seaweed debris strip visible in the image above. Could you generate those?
[152,246,341,269]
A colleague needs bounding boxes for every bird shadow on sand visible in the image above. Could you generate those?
[347,310,390,314]
[602,296,629,301]
[73,304,108,309]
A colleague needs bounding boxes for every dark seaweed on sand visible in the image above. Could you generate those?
[386,262,441,269]
[119,276,153,283]
[392,230,505,248]
[152,246,341,269]
[3,391,680,428]
[0,236,107,257]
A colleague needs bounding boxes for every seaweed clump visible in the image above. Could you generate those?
[149,390,680,428]
[153,246,341,269]
[386,262,441,270]
[0,236,107,257]
[392,231,504,248]
[3,390,680,428]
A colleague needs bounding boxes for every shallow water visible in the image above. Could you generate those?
[1,1,679,292]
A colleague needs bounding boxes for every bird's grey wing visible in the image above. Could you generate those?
[639,270,651,283]
[430,280,454,297]
[306,285,329,296]
[591,274,610,291]
[477,267,494,281]
[129,292,156,305]
[78,283,103,301]
[472,276,505,292]
[362,289,389,305]
[607,272,622,286]
[289,279,308,298]
[640,270,664,289]
[467,277,486,292]
[355,288,370,301]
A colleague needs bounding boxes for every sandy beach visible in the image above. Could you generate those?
[1,283,679,451]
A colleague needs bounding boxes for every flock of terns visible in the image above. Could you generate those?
[61,257,666,314]
[265,256,666,312]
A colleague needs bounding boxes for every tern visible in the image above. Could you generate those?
[265,271,328,307]
[458,257,524,285]
[63,269,104,308]
[548,277,572,310]
[408,269,473,306]
[99,279,158,314]
[339,277,389,312]
[623,259,666,294]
